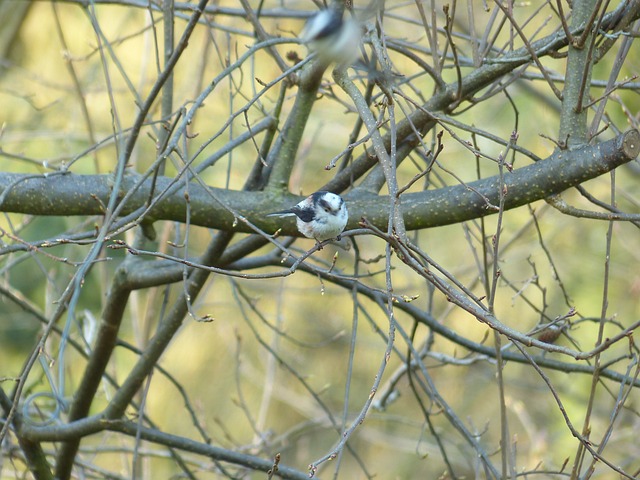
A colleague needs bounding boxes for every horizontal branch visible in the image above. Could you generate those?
[0,130,637,236]
[19,415,310,479]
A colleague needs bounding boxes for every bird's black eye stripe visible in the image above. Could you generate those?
[319,199,332,212]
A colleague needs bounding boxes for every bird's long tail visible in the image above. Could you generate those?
[266,210,296,217]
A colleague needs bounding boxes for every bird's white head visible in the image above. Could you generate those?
[300,7,361,65]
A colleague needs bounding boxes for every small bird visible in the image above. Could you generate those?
[300,6,361,65]
[268,191,348,243]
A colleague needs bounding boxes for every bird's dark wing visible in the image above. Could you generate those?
[290,206,315,223]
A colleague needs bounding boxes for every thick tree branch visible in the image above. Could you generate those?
[0,130,637,237]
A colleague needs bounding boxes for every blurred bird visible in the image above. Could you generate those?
[300,5,361,64]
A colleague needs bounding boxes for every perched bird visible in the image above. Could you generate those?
[300,6,361,64]
[268,191,348,243]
